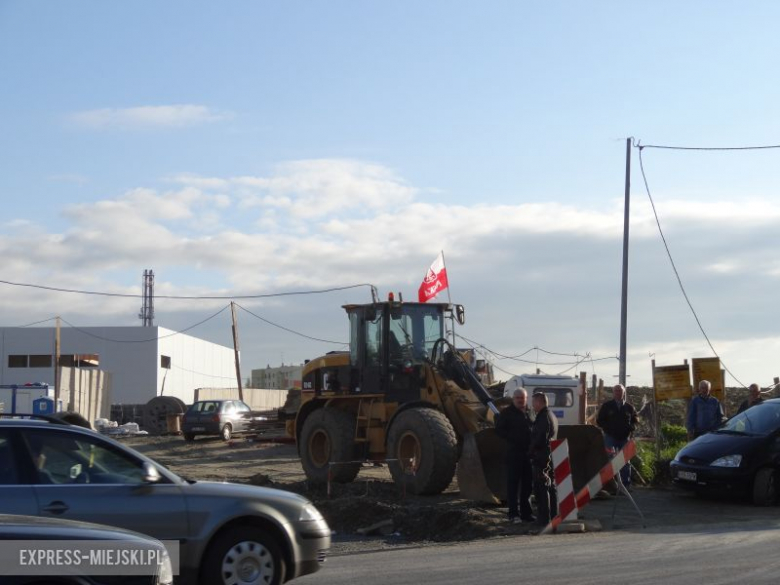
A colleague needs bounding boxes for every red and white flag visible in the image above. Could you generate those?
[418,252,449,303]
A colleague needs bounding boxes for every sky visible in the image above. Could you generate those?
[1,1,780,388]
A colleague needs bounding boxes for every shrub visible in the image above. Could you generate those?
[660,423,688,447]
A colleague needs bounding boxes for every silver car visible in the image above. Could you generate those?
[0,416,330,585]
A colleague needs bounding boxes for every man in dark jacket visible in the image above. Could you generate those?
[495,388,534,523]
[596,384,638,488]
[737,383,764,414]
[529,392,558,531]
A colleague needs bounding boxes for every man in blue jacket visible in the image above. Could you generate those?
[686,380,725,440]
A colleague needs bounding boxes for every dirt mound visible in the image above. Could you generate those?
[244,475,515,541]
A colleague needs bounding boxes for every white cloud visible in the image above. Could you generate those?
[230,159,417,219]
[69,105,232,129]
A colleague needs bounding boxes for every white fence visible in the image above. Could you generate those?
[194,387,288,411]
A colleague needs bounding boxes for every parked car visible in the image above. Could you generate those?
[0,513,173,585]
[670,398,780,505]
[0,415,330,585]
[181,400,257,441]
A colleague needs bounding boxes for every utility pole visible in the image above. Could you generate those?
[54,316,61,405]
[230,302,244,402]
[619,138,631,387]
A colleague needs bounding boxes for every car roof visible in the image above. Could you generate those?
[0,417,71,427]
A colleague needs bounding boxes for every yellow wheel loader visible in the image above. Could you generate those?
[291,298,608,502]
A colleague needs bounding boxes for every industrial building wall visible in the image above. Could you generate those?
[0,327,156,405]
[0,326,234,405]
[156,329,236,404]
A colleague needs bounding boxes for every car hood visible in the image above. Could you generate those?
[676,432,766,463]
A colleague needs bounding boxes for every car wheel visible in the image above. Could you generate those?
[183,433,195,442]
[221,424,233,441]
[752,467,777,506]
[202,526,286,585]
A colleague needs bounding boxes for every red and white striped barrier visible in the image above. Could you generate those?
[551,439,577,523]
[547,440,636,533]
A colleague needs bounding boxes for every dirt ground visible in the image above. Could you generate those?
[125,434,520,543]
[122,432,779,552]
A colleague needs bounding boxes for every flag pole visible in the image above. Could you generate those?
[440,250,456,347]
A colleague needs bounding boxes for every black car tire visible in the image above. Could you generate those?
[202,526,286,585]
[752,467,777,506]
[221,424,233,441]
[183,433,195,441]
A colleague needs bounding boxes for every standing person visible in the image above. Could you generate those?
[686,380,725,440]
[737,383,764,414]
[596,384,638,488]
[495,388,534,524]
[528,392,558,533]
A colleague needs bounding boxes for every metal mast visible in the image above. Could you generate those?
[139,269,155,326]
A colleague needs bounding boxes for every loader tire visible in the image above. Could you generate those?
[387,407,458,495]
[299,408,360,484]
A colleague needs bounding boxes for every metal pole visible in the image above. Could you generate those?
[230,302,244,402]
[619,138,631,386]
[54,316,61,406]
[441,250,456,347]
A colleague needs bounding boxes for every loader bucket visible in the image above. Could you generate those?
[557,425,610,492]
[456,430,507,504]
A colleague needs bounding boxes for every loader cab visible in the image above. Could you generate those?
[346,301,447,402]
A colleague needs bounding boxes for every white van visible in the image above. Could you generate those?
[503,374,584,425]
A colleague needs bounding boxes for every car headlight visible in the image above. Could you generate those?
[157,549,174,585]
[710,455,742,468]
[299,503,325,522]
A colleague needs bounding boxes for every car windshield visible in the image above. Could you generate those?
[718,402,780,437]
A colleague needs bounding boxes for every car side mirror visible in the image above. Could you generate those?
[142,462,161,483]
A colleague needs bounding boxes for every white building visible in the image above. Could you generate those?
[251,363,303,390]
[0,326,236,405]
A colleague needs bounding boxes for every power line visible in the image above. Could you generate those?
[171,363,236,380]
[13,317,59,328]
[637,147,746,388]
[639,143,780,152]
[455,333,617,367]
[0,279,376,300]
[235,303,347,345]
[57,305,231,344]
[456,335,519,378]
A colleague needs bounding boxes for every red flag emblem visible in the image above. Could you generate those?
[418,253,449,302]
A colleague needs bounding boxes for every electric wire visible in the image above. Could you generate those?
[235,303,347,346]
[639,143,780,152]
[57,305,231,343]
[455,333,617,367]
[637,146,747,388]
[172,364,237,380]
[456,334,519,378]
[0,279,376,300]
[14,317,59,328]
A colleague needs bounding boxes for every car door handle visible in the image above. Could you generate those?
[43,501,69,514]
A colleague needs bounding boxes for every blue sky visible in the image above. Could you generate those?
[2,1,780,389]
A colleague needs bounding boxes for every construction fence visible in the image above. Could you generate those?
[60,366,112,423]
[194,387,288,411]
